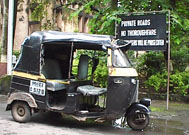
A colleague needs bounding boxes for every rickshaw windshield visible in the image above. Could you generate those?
[112,49,131,67]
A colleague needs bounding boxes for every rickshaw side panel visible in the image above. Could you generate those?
[14,32,42,75]
[9,75,47,110]
[106,76,138,119]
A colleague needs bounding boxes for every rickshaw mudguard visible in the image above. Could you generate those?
[6,92,38,111]
[125,103,150,116]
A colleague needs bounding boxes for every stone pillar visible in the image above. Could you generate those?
[14,0,29,51]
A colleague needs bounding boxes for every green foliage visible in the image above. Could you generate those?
[171,46,189,72]
[69,0,188,37]
[145,71,189,96]
[69,0,122,35]
[170,71,189,96]
[137,52,166,77]
[145,72,167,92]
[41,20,54,30]
[13,50,20,58]
[138,48,189,95]
[93,57,108,87]
[30,0,50,21]
[30,0,53,30]
[150,106,165,113]
[137,45,188,96]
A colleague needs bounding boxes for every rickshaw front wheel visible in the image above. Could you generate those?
[11,101,31,123]
[127,112,149,131]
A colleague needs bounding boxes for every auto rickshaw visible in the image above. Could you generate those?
[6,31,151,130]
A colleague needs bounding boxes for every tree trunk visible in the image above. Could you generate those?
[0,0,8,63]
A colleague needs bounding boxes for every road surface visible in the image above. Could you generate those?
[0,95,189,135]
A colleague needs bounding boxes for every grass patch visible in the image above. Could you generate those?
[150,106,165,112]
[0,75,12,95]
[150,100,189,118]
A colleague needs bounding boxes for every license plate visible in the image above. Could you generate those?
[29,80,46,96]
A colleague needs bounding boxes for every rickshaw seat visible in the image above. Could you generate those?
[42,59,67,91]
[77,85,107,96]
[77,55,89,80]
[42,59,62,79]
[46,80,67,91]
[75,55,107,95]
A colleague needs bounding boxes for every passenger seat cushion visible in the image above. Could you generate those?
[77,85,107,96]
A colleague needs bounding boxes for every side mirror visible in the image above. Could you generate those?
[115,39,132,51]
[117,39,128,46]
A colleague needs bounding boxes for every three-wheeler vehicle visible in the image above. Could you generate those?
[6,31,151,130]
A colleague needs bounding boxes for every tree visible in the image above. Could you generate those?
[0,0,8,63]
[68,0,189,94]
[30,0,55,30]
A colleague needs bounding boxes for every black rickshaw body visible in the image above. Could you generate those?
[6,31,150,130]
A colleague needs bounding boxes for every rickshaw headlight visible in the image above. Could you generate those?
[131,78,136,84]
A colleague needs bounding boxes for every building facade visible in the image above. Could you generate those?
[14,0,90,51]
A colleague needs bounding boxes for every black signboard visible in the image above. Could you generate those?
[117,14,167,51]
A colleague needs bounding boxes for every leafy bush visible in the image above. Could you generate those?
[136,52,166,77]
[145,71,189,96]
[145,72,167,92]
[137,49,189,96]
[171,46,189,72]
[170,71,189,95]
[93,57,108,88]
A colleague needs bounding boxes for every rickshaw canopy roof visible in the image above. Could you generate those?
[30,31,114,47]
[14,31,114,75]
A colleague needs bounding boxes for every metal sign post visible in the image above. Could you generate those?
[166,10,171,110]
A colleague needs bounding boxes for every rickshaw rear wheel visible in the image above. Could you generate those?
[11,101,31,123]
[127,112,149,131]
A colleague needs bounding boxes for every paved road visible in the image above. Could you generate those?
[0,95,189,135]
